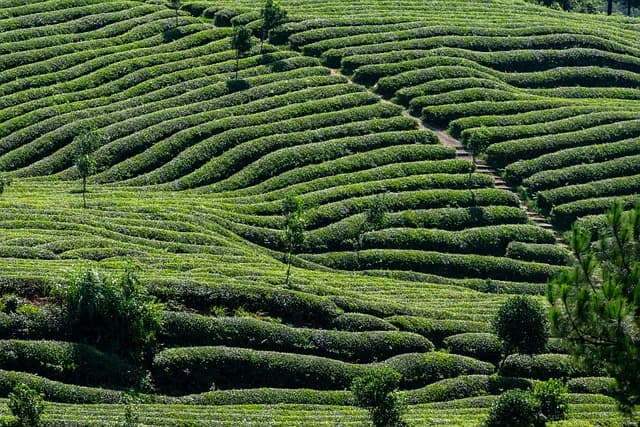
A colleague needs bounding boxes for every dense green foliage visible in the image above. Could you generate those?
[351,367,406,427]
[493,295,550,355]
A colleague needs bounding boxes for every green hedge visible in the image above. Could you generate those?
[449,106,601,138]
[176,388,352,406]
[0,340,136,388]
[403,375,531,405]
[304,188,518,229]
[499,354,600,380]
[386,315,491,346]
[444,333,503,364]
[537,174,640,212]
[487,119,640,168]
[303,249,562,283]
[504,136,640,184]
[462,111,639,154]
[146,279,340,328]
[566,377,616,396]
[409,89,528,116]
[331,312,398,332]
[384,352,494,389]
[506,242,572,266]
[551,194,640,229]
[160,312,433,362]
[423,99,573,128]
[153,346,493,394]
[359,224,555,256]
[524,154,640,194]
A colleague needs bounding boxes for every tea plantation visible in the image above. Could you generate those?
[0,0,636,425]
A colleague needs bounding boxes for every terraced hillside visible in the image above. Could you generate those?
[208,0,640,230]
[0,0,636,425]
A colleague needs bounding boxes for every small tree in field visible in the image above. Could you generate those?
[493,295,549,355]
[260,0,287,51]
[351,196,389,269]
[8,383,45,427]
[548,201,640,414]
[230,25,252,80]
[168,0,180,27]
[282,195,305,286]
[73,128,102,209]
[0,174,11,197]
[351,367,406,427]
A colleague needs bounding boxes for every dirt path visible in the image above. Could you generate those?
[329,68,565,244]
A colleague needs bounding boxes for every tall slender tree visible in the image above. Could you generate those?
[169,0,181,27]
[260,0,287,52]
[73,129,102,209]
[230,25,252,80]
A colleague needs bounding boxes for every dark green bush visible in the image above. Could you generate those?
[493,295,549,355]
[485,389,539,427]
[58,269,162,362]
[351,367,406,427]
[566,377,616,395]
[506,242,572,266]
[533,379,568,422]
[0,340,136,388]
[444,333,503,364]
[7,383,45,427]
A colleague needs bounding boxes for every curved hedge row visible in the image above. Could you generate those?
[487,119,640,168]
[499,354,599,380]
[537,174,640,212]
[152,346,493,395]
[146,279,340,328]
[504,136,640,183]
[506,242,572,266]
[551,194,640,229]
[0,340,135,388]
[358,224,555,256]
[303,249,562,282]
[160,312,433,362]
[523,154,640,193]
[443,333,502,364]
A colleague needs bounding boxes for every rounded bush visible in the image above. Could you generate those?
[485,389,539,427]
[492,295,549,355]
[444,333,503,364]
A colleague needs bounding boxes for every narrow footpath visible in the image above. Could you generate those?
[329,68,565,245]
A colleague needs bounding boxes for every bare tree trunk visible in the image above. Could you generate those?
[82,176,87,208]
[608,0,613,15]
[235,56,239,80]
[627,0,632,16]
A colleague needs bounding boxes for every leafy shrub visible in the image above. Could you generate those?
[351,367,406,427]
[7,383,45,427]
[57,269,162,362]
[386,315,490,346]
[485,389,539,427]
[566,377,616,395]
[506,242,572,266]
[492,295,549,355]
[533,379,568,422]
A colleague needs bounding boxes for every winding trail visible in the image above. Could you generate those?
[329,68,566,244]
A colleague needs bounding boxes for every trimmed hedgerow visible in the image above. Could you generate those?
[486,119,640,168]
[384,352,494,389]
[146,279,340,328]
[566,377,616,396]
[409,89,528,116]
[504,136,640,184]
[523,153,640,193]
[403,375,531,405]
[499,354,600,380]
[303,249,562,283]
[506,242,572,266]
[332,313,399,332]
[153,346,493,395]
[423,99,573,128]
[551,194,640,229]
[537,174,640,213]
[160,312,433,362]
[444,333,503,364]
[358,224,555,256]
[176,387,353,406]
[0,340,136,388]
[462,111,640,154]
[386,315,491,346]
